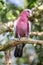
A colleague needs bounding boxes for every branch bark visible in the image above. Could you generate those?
[0,37,43,51]
[0,21,13,34]
[4,50,11,65]
[29,32,43,36]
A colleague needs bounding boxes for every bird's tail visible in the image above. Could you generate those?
[14,44,25,57]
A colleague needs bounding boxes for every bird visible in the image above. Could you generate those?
[14,9,32,57]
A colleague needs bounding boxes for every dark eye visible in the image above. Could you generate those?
[27,11,30,13]
[27,11,29,12]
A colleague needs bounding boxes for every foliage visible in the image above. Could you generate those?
[0,0,37,22]
[0,0,20,22]
[0,53,3,58]
[27,0,37,8]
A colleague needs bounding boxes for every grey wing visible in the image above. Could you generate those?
[28,21,31,33]
[14,20,18,37]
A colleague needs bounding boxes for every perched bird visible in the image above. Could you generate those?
[14,9,32,57]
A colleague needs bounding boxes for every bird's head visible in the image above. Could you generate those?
[24,9,32,18]
[20,9,32,18]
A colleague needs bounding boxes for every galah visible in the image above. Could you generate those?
[14,9,32,57]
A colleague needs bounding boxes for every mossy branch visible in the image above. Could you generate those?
[0,37,43,51]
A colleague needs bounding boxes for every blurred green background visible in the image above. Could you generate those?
[0,0,43,65]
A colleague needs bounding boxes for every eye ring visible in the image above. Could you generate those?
[27,11,29,12]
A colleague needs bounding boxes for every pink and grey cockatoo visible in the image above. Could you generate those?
[14,9,32,57]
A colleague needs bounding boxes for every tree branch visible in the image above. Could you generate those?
[0,21,13,34]
[29,32,43,36]
[0,37,43,51]
[4,50,11,65]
